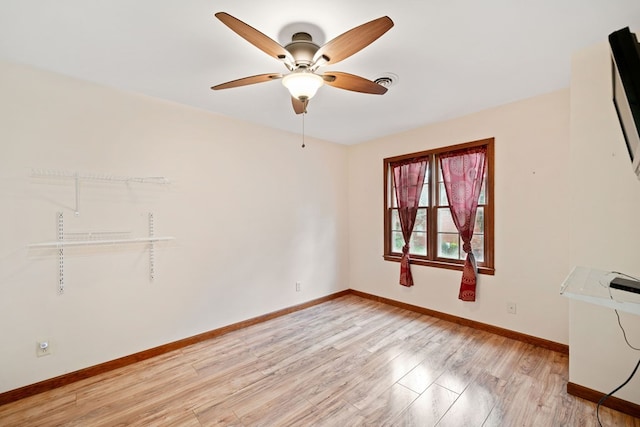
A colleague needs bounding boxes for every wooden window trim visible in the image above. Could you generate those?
[383,137,495,276]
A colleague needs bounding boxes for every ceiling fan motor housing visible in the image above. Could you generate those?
[284,32,319,67]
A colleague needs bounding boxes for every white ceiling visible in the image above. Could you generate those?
[1,1,640,145]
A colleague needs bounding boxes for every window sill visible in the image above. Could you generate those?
[383,255,495,276]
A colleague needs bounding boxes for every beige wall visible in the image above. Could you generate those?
[347,89,571,344]
[0,61,350,393]
[568,42,640,404]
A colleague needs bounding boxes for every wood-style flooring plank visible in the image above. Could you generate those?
[290,396,365,427]
[1,294,639,427]
[358,383,418,425]
[392,383,460,426]
[397,342,448,394]
[436,370,505,427]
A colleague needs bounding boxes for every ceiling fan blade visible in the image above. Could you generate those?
[322,72,387,94]
[211,73,283,90]
[291,97,308,114]
[215,12,294,66]
[312,16,393,66]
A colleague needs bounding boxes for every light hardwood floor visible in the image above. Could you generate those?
[1,295,638,426]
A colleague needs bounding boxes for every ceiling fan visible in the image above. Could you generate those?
[211,12,394,114]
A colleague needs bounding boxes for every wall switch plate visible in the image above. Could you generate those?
[507,302,517,314]
[36,340,52,357]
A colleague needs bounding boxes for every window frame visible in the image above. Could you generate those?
[383,137,495,275]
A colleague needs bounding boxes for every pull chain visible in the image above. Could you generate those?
[302,111,306,148]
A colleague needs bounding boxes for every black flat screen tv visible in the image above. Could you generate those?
[609,27,640,180]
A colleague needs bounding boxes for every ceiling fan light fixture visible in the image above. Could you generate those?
[282,70,324,101]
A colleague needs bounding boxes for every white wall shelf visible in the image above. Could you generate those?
[28,236,174,249]
[28,212,173,294]
[31,169,170,184]
[31,169,170,215]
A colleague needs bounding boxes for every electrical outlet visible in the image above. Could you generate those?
[36,340,52,357]
[296,281,301,292]
[507,302,517,314]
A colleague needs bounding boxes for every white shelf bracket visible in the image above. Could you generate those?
[74,172,80,216]
[149,212,155,281]
[58,212,64,294]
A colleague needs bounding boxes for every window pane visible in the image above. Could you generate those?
[471,234,485,262]
[474,207,484,233]
[391,184,398,208]
[438,233,460,259]
[392,231,404,253]
[417,162,430,207]
[419,182,429,206]
[391,209,401,231]
[410,231,427,256]
[414,208,427,232]
[478,178,486,205]
[439,182,449,206]
[437,208,457,233]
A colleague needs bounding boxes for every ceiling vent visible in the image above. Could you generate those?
[374,72,398,88]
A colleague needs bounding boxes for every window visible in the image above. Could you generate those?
[383,138,494,275]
